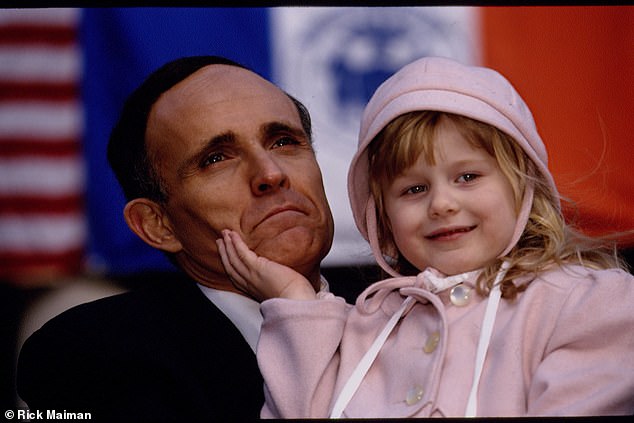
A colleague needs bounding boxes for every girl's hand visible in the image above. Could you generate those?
[216,229,317,301]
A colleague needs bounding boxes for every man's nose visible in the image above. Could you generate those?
[249,151,288,196]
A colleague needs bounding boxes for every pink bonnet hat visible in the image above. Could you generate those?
[347,56,560,276]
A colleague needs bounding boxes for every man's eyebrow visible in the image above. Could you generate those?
[177,132,235,178]
[261,121,309,142]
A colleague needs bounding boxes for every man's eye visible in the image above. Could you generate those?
[273,136,299,148]
[202,153,225,167]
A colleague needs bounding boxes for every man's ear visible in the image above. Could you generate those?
[123,198,182,253]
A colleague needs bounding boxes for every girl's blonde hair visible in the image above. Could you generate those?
[368,111,627,300]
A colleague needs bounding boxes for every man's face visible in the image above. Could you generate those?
[145,65,334,290]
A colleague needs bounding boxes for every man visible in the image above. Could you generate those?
[17,56,334,421]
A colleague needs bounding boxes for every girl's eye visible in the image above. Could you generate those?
[202,153,225,167]
[405,185,428,195]
[458,173,478,183]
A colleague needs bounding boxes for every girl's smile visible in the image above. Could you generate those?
[425,225,477,240]
[383,118,518,276]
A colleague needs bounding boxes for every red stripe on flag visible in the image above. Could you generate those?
[0,194,84,214]
[0,81,78,101]
[0,248,84,285]
[0,23,77,46]
[0,138,81,158]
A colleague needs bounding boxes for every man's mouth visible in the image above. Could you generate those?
[264,206,302,219]
[425,225,476,240]
[255,205,305,228]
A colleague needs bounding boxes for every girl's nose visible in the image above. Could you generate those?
[428,188,459,218]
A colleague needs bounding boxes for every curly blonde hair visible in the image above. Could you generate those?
[368,111,627,300]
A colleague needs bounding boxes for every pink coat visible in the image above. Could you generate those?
[257,265,634,418]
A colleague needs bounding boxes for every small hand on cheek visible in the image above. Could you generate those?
[215,229,317,301]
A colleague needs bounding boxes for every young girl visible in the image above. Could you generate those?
[217,56,634,417]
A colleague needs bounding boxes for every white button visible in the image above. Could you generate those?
[423,331,440,354]
[450,284,471,306]
[405,385,424,405]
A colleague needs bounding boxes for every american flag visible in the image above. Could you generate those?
[0,9,85,286]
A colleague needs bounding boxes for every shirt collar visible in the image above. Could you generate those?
[197,275,330,353]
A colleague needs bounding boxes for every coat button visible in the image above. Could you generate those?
[423,331,440,354]
[450,284,471,307]
[405,385,424,405]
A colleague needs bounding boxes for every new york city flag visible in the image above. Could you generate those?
[1,6,632,283]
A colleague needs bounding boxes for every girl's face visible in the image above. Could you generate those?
[382,119,517,276]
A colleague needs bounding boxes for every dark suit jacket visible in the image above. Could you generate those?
[17,273,264,421]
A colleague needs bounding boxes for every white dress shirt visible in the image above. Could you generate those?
[197,276,330,353]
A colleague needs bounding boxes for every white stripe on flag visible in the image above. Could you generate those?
[0,214,85,252]
[0,45,81,82]
[0,101,82,138]
[0,157,84,196]
[0,8,79,26]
